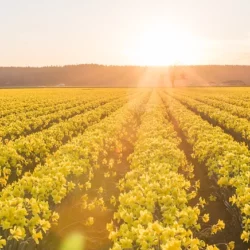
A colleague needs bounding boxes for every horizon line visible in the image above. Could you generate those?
[1,63,250,68]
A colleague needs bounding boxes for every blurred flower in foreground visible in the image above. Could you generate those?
[60,232,85,250]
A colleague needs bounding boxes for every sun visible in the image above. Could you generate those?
[123,23,202,66]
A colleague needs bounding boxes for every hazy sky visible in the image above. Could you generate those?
[1,0,250,66]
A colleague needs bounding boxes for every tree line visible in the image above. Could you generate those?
[0,64,250,87]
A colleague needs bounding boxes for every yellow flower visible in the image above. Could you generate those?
[94,164,100,169]
[217,219,225,230]
[85,217,94,226]
[241,231,249,242]
[151,222,162,234]
[87,202,95,211]
[2,220,11,230]
[195,180,200,189]
[217,177,229,186]
[227,241,235,250]
[98,187,104,194]
[243,204,250,216]
[229,195,237,205]
[85,181,91,190]
[67,181,75,191]
[81,194,88,205]
[51,212,59,222]
[112,242,122,250]
[161,240,181,249]
[102,158,108,165]
[104,172,110,178]
[0,178,7,187]
[211,220,225,234]
[202,214,210,223]
[206,245,219,250]
[32,229,43,244]
[120,237,132,248]
[110,195,116,206]
[39,219,51,233]
[209,195,217,202]
[0,237,6,249]
[198,197,206,208]
[10,226,25,241]
[106,222,114,232]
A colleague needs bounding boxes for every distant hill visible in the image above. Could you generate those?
[1,64,250,87]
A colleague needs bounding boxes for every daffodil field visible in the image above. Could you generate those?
[0,88,250,250]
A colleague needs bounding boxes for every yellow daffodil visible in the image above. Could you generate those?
[32,229,43,244]
[10,226,25,241]
[202,214,210,223]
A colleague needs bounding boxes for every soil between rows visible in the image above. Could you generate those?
[165,98,250,250]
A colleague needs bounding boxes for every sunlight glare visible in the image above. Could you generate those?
[123,23,202,66]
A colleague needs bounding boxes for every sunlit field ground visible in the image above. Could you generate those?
[0,88,250,250]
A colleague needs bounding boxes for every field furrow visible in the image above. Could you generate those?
[108,91,209,249]
[0,90,150,249]
[162,92,250,248]
[0,93,138,189]
[169,92,250,146]
[176,91,250,120]
[0,91,127,141]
